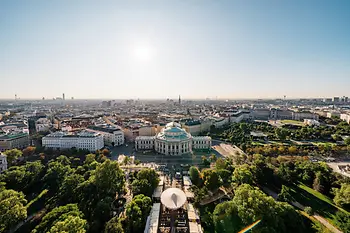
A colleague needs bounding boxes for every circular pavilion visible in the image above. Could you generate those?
[160,188,187,210]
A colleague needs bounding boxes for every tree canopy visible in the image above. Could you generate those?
[0,188,27,232]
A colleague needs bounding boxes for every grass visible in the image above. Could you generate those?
[26,189,48,208]
[280,120,305,126]
[312,142,337,147]
[288,183,348,229]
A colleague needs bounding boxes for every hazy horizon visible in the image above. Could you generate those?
[1,0,350,99]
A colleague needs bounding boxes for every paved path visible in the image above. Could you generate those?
[261,186,343,233]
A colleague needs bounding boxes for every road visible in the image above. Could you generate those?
[261,186,343,233]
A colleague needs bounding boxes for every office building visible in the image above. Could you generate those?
[42,131,104,151]
[0,133,29,152]
[87,125,124,146]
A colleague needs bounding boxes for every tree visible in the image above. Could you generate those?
[213,201,243,233]
[232,184,305,232]
[0,161,44,191]
[334,211,350,233]
[44,160,72,192]
[32,204,86,233]
[313,172,325,193]
[215,158,228,170]
[3,149,22,165]
[288,146,298,155]
[59,173,85,204]
[304,207,313,215]
[202,169,222,191]
[133,194,152,219]
[209,154,217,162]
[125,201,143,233]
[48,215,87,233]
[232,164,254,185]
[189,166,201,186]
[102,149,110,156]
[0,189,27,232]
[276,128,288,141]
[345,137,350,146]
[278,185,293,202]
[201,156,210,167]
[84,154,96,165]
[22,146,36,157]
[94,160,125,196]
[333,183,350,207]
[104,216,124,233]
[131,168,159,197]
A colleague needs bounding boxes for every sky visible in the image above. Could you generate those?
[0,0,350,100]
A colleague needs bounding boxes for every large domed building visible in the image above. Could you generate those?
[135,122,211,155]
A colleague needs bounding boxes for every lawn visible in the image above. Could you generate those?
[280,120,305,126]
[312,142,337,147]
[289,183,348,228]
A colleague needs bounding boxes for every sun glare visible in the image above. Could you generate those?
[133,45,154,61]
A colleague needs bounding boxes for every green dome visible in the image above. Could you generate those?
[156,122,191,141]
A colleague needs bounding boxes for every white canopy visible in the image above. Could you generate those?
[160,188,187,210]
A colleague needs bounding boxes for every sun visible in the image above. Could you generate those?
[133,45,154,62]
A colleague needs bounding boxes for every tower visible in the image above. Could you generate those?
[178,95,181,105]
[63,93,65,100]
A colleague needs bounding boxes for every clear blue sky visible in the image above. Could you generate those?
[1,0,349,99]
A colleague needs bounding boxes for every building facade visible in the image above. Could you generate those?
[42,131,104,151]
[0,133,29,152]
[0,153,8,173]
[87,125,124,146]
[135,122,211,155]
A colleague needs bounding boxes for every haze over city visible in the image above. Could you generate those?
[1,0,350,99]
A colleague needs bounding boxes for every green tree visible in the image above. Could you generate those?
[104,216,124,233]
[32,204,86,233]
[333,183,350,207]
[125,201,143,233]
[94,160,125,196]
[59,173,85,204]
[345,137,350,146]
[3,149,23,165]
[0,161,44,191]
[133,194,152,219]
[304,207,313,215]
[131,168,159,197]
[278,185,293,202]
[48,215,87,233]
[202,169,222,191]
[209,154,217,162]
[84,154,96,165]
[232,164,254,185]
[213,201,243,233]
[275,128,288,141]
[0,188,27,232]
[44,160,72,192]
[334,211,350,233]
[201,156,210,167]
[232,184,305,233]
[189,166,201,186]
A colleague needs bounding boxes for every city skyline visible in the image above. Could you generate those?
[1,0,350,99]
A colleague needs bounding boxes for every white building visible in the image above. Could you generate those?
[35,118,51,132]
[304,119,321,126]
[42,131,104,151]
[135,122,211,155]
[87,125,124,146]
[340,113,350,124]
[0,153,8,173]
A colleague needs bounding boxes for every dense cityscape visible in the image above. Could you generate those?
[2,0,350,232]
[0,96,349,233]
